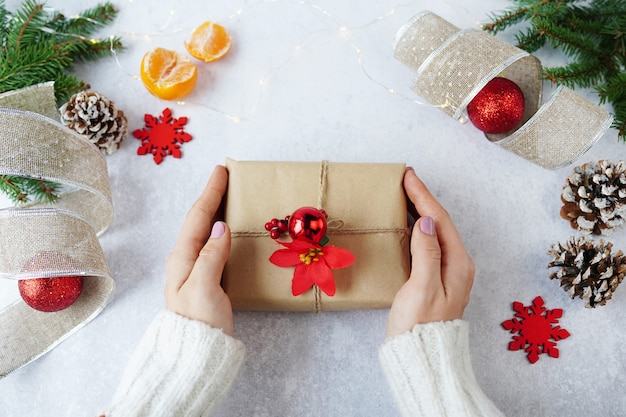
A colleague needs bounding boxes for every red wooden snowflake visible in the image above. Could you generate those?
[133,108,192,165]
[501,296,570,364]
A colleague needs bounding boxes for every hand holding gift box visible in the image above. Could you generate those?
[102,165,483,416]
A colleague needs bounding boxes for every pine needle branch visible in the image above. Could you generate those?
[0,0,122,205]
[0,175,60,204]
[0,0,123,102]
[483,0,553,33]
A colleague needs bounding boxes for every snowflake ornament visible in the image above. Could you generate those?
[133,108,192,164]
[501,296,570,364]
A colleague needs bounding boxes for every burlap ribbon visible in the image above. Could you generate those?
[394,11,613,170]
[0,83,114,378]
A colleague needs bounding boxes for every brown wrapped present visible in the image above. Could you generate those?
[223,159,410,312]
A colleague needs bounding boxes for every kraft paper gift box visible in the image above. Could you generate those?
[223,159,410,312]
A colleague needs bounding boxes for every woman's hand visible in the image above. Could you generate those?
[385,168,475,338]
[164,165,234,335]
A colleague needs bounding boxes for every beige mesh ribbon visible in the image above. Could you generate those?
[229,160,409,313]
[393,11,613,170]
[0,83,114,378]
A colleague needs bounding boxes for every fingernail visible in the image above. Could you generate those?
[419,216,435,236]
[210,221,225,239]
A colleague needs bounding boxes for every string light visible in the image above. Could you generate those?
[41,0,453,122]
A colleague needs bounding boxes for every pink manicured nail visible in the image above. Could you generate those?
[210,221,225,239]
[419,216,435,236]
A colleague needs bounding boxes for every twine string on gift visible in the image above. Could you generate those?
[317,160,329,211]
[312,161,330,312]
[313,279,322,313]
[232,227,407,238]
[0,83,114,378]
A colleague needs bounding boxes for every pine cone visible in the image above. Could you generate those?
[59,91,128,155]
[560,160,626,236]
[548,236,626,308]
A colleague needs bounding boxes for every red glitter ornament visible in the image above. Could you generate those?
[18,276,84,312]
[467,77,525,134]
[288,207,328,243]
[501,296,570,364]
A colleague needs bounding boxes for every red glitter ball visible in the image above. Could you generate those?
[467,77,525,134]
[18,276,84,312]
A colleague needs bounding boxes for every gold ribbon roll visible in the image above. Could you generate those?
[394,11,613,170]
[0,82,115,378]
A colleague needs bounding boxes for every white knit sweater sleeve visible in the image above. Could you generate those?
[379,320,504,417]
[103,309,245,417]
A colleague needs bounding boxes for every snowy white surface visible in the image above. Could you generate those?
[1,1,625,416]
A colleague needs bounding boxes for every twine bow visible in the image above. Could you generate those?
[0,83,114,378]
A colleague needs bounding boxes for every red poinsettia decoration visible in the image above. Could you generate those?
[269,239,355,296]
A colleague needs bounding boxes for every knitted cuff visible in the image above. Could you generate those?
[104,309,245,417]
[379,320,504,417]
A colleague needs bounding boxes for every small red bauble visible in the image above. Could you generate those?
[18,276,84,312]
[288,207,328,243]
[467,77,525,134]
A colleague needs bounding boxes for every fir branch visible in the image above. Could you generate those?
[0,175,60,204]
[43,72,88,103]
[484,0,626,141]
[598,72,626,104]
[49,2,119,36]
[0,1,122,205]
[610,98,626,138]
[483,0,552,33]
[0,0,123,102]
[515,27,546,52]
[44,3,122,62]
[11,0,44,48]
[0,1,8,33]
[534,18,604,59]
[56,35,123,62]
[542,59,605,88]
[0,42,72,84]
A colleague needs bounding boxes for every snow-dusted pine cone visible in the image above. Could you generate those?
[560,160,626,236]
[548,236,626,308]
[59,91,128,155]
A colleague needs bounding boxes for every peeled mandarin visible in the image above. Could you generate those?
[184,21,232,62]
[140,47,198,100]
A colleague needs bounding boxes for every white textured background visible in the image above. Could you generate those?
[1,0,625,416]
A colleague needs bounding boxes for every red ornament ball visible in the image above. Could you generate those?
[288,207,328,243]
[18,276,84,312]
[467,77,525,134]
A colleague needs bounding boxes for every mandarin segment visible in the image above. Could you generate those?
[184,21,232,62]
[140,47,198,100]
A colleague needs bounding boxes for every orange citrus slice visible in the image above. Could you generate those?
[140,47,198,100]
[184,21,231,62]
